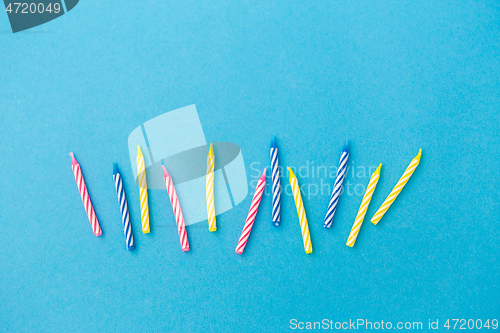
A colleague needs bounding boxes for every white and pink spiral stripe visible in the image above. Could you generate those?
[162,166,190,252]
[70,153,102,237]
[235,169,267,255]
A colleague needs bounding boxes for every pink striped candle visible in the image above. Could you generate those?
[162,165,190,252]
[69,153,102,236]
[235,169,267,254]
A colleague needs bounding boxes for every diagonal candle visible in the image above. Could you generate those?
[162,165,190,252]
[137,146,150,233]
[235,169,266,254]
[113,164,135,250]
[346,163,382,247]
[324,142,349,228]
[371,149,422,225]
[206,143,217,232]
[69,153,102,236]
[288,168,313,254]
[270,136,281,226]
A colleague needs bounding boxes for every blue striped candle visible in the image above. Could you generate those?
[324,141,349,228]
[270,136,281,226]
[113,164,135,250]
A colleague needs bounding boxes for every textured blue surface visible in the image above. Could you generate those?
[1,0,499,332]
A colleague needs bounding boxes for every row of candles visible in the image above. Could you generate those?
[69,140,422,254]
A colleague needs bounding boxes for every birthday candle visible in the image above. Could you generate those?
[346,164,382,247]
[69,153,102,236]
[270,137,281,226]
[324,142,349,228]
[371,149,422,225]
[162,165,190,252]
[206,143,217,232]
[137,146,150,233]
[112,164,135,250]
[235,169,266,255]
[288,168,313,254]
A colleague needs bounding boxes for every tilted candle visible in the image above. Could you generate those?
[371,149,422,225]
[346,163,382,247]
[137,146,150,233]
[288,168,313,254]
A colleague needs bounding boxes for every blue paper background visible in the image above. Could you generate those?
[1,0,499,332]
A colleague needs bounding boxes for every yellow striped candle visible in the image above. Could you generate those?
[346,163,382,247]
[371,149,422,225]
[206,143,216,232]
[137,145,150,233]
[288,168,313,254]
